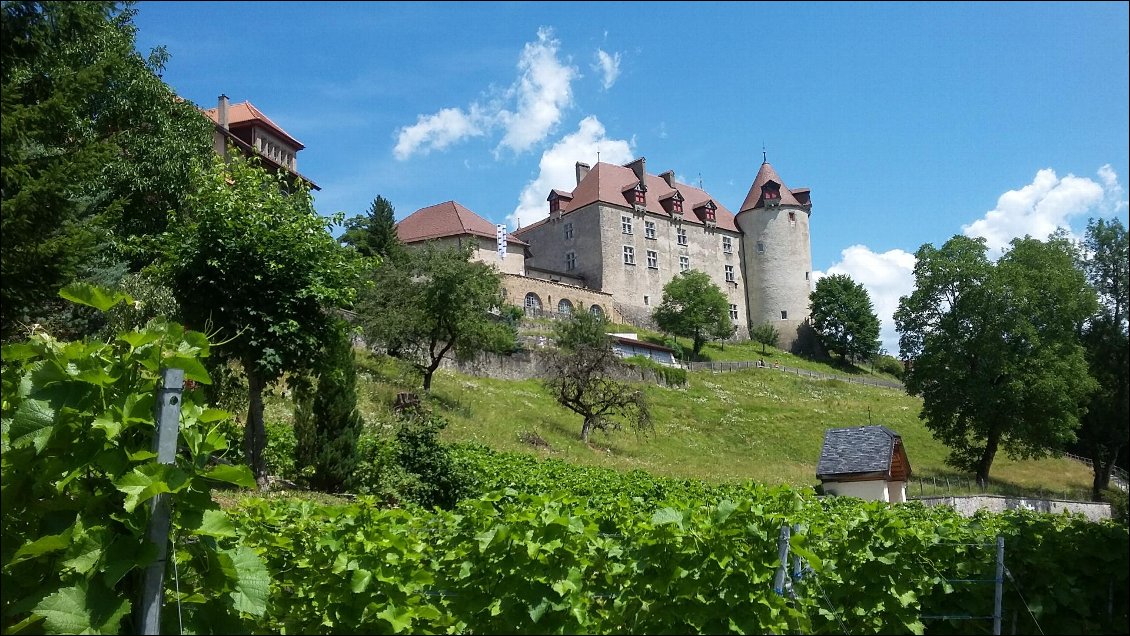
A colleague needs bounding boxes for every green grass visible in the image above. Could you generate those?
[340,350,1094,500]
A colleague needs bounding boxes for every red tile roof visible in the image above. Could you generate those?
[539,161,739,233]
[396,201,528,246]
[204,100,304,150]
[738,161,807,212]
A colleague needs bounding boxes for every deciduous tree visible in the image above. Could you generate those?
[750,323,780,355]
[895,235,1097,485]
[357,243,516,391]
[163,153,368,487]
[1074,218,1129,499]
[544,311,651,443]
[653,270,732,358]
[809,273,881,364]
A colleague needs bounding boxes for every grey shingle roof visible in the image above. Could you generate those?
[816,426,902,479]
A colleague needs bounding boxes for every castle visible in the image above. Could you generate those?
[396,155,815,352]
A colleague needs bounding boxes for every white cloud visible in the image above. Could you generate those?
[593,48,621,90]
[496,28,577,154]
[815,246,917,357]
[509,116,633,228]
[392,107,486,160]
[962,165,1127,258]
[394,28,577,160]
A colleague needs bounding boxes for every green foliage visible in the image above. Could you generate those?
[1074,218,1129,498]
[162,152,370,485]
[622,355,688,386]
[895,235,1099,484]
[1,291,265,634]
[551,307,609,351]
[1105,488,1129,526]
[356,242,516,391]
[340,194,401,262]
[809,273,882,363]
[1,1,213,340]
[750,322,780,355]
[305,322,364,493]
[392,411,469,510]
[227,449,1130,635]
[653,269,732,357]
[264,419,298,482]
[873,353,906,380]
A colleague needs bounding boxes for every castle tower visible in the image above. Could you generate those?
[735,160,814,352]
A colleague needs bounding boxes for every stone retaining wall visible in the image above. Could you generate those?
[912,495,1111,522]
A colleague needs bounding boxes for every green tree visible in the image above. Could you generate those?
[304,320,364,493]
[544,313,651,442]
[895,235,1098,485]
[653,270,732,358]
[340,195,402,261]
[809,273,881,364]
[750,322,781,355]
[1,1,213,340]
[1074,218,1129,499]
[357,243,515,391]
[163,153,368,487]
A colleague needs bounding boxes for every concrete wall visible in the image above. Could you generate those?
[913,495,1112,522]
[500,273,623,323]
[823,479,891,502]
[736,204,813,352]
[888,480,907,503]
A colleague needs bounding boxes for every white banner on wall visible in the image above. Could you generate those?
[496,224,507,260]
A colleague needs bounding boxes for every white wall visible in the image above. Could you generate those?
[823,479,890,502]
[888,480,907,503]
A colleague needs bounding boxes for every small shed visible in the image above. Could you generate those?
[816,426,912,503]
[607,334,679,367]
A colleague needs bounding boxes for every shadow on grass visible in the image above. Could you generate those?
[911,468,1094,501]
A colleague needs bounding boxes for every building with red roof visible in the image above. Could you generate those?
[203,95,319,190]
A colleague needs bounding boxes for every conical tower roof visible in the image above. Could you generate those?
[739,161,806,212]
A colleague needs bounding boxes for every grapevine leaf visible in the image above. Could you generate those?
[9,398,55,453]
[164,355,211,385]
[11,528,73,564]
[224,547,269,616]
[528,597,550,623]
[351,568,372,593]
[114,463,191,513]
[200,463,256,488]
[59,283,133,312]
[185,508,237,538]
[714,499,738,524]
[376,604,414,633]
[35,582,130,635]
[652,507,684,529]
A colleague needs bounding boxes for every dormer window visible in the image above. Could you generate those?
[702,200,716,223]
[548,190,571,215]
[762,180,782,207]
[633,184,646,205]
[663,190,685,216]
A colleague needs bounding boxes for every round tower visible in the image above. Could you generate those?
[734,160,814,353]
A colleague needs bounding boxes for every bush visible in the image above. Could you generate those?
[264,419,298,481]
[872,354,906,380]
[623,355,687,386]
[1106,487,1129,525]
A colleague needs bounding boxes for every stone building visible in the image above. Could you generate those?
[514,156,814,350]
[394,200,622,323]
[816,426,912,503]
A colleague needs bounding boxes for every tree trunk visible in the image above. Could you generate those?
[1092,444,1114,501]
[580,417,595,443]
[975,430,1001,488]
[243,369,269,490]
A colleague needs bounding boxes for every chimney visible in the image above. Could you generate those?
[575,161,590,185]
[218,94,229,130]
[625,157,646,185]
[659,170,675,188]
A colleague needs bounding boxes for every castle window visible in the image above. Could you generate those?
[589,304,604,318]
[725,265,735,283]
[524,293,542,312]
[558,299,574,315]
[644,295,650,306]
[781,310,788,320]
[805,271,810,281]
[672,198,683,214]
[645,220,656,239]
[623,246,635,265]
[679,256,689,272]
[677,228,687,246]
[565,251,576,271]
[647,250,658,269]
[722,236,733,253]
[757,241,765,254]
[564,222,573,240]
[633,184,646,205]
[789,211,796,227]
[730,304,739,321]
[622,215,633,235]
[550,198,562,214]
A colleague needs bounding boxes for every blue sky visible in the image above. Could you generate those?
[134,1,1129,353]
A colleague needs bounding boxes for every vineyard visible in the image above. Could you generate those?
[230,447,1130,635]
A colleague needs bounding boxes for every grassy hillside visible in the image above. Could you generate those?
[344,350,1095,500]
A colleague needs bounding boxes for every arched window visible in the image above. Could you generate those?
[589,304,604,318]
[558,299,573,315]
[524,292,542,312]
